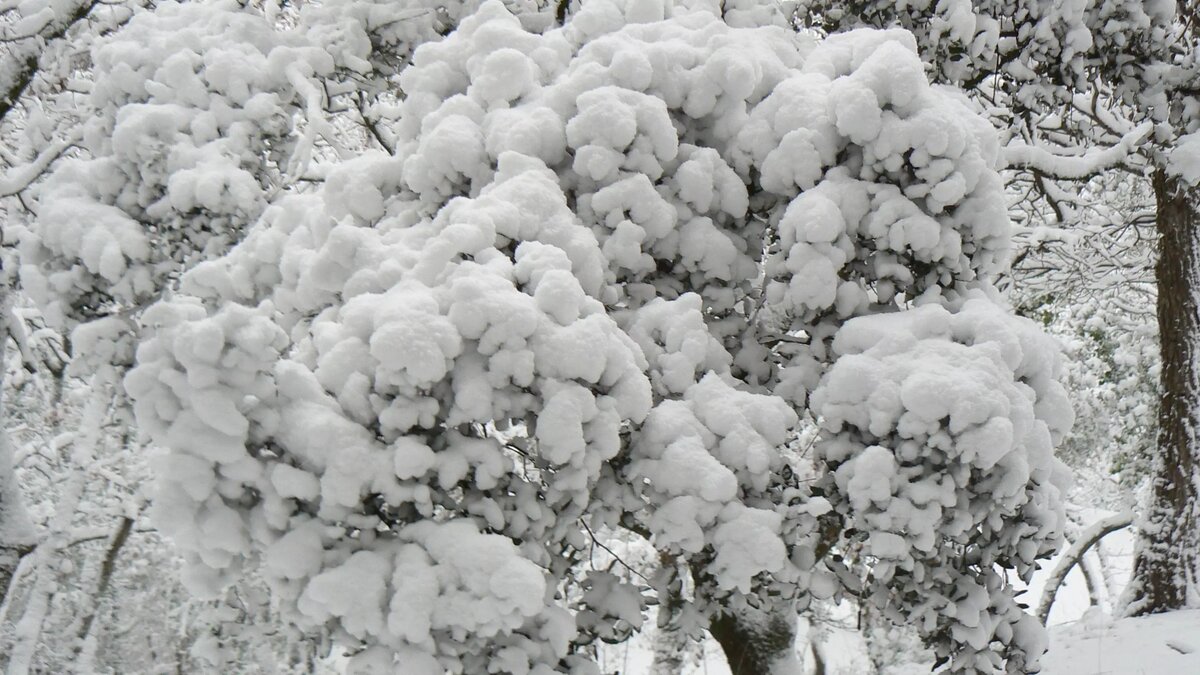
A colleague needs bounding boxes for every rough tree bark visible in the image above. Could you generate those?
[707,601,799,675]
[1128,169,1200,615]
[650,556,694,675]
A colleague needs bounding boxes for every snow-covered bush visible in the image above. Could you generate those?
[17,2,311,323]
[813,296,1072,672]
[801,0,1173,111]
[14,0,523,367]
[2,0,548,669]
[116,1,1070,672]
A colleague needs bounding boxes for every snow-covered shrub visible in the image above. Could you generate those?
[120,1,1069,672]
[812,295,1072,672]
[14,0,511,368]
[16,2,325,330]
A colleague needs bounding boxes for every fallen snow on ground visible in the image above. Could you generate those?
[1043,609,1200,675]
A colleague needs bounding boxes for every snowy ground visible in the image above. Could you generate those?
[1030,511,1200,674]
[1043,610,1200,675]
[603,608,1200,675]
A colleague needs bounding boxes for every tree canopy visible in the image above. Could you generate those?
[16,0,1200,673]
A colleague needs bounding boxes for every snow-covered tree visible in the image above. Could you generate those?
[116,2,1073,673]
[803,0,1200,619]
[1009,172,1158,502]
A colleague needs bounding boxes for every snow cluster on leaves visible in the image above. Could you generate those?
[631,373,798,592]
[804,0,1175,113]
[115,0,1070,672]
[12,0,494,371]
[302,0,485,74]
[813,295,1072,673]
[14,0,337,372]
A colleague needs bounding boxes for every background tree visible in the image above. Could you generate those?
[1009,172,1158,506]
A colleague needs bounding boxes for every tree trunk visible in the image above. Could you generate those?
[649,622,690,675]
[708,602,799,675]
[1128,169,1200,615]
[73,515,135,664]
[651,555,697,675]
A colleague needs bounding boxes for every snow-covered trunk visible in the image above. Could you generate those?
[0,287,35,608]
[651,555,696,675]
[707,602,799,675]
[649,623,689,675]
[1128,169,1200,615]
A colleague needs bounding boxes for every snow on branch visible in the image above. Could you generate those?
[0,0,101,121]
[0,130,80,198]
[1036,510,1136,624]
[283,63,350,181]
[1005,122,1153,180]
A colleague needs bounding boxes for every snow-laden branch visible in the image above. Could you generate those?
[1005,122,1153,180]
[0,301,34,374]
[283,64,350,182]
[0,0,101,122]
[0,130,80,198]
[0,288,37,611]
[73,514,136,666]
[1036,510,1136,624]
[5,371,113,675]
[1070,91,1138,138]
